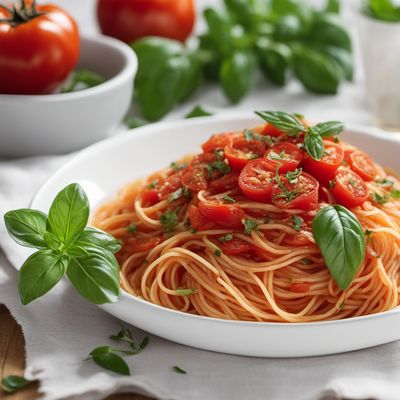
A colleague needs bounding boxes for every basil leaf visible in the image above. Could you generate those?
[314,121,345,137]
[257,40,291,86]
[220,51,255,103]
[274,15,303,41]
[304,128,324,160]
[1,375,31,393]
[124,115,147,129]
[203,8,234,55]
[254,111,304,136]
[312,205,366,290]
[172,366,187,374]
[185,105,213,118]
[61,69,105,93]
[66,251,120,304]
[325,0,340,13]
[319,46,353,81]
[4,209,48,249]
[364,0,400,22]
[71,227,121,254]
[18,250,68,305]
[89,346,130,376]
[47,183,89,246]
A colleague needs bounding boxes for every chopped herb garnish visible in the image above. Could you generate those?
[175,288,196,296]
[244,129,253,141]
[190,228,198,234]
[372,192,387,204]
[109,324,149,355]
[222,195,236,203]
[291,215,303,231]
[333,137,340,143]
[172,366,187,374]
[168,187,183,202]
[214,149,224,160]
[301,258,312,265]
[268,151,287,161]
[365,229,373,238]
[329,180,335,189]
[147,180,158,189]
[244,219,259,235]
[348,177,356,187]
[160,209,178,232]
[376,178,394,187]
[214,248,222,257]
[274,168,298,202]
[212,160,231,175]
[218,234,233,242]
[170,162,188,171]
[286,168,302,184]
[338,302,344,310]
[126,223,137,234]
[391,189,400,199]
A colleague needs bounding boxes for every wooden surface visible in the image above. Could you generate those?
[0,305,152,400]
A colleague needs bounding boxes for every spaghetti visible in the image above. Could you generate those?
[93,117,400,323]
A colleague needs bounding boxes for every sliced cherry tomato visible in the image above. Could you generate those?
[346,151,377,181]
[142,189,160,206]
[224,137,266,170]
[289,283,311,293]
[158,173,182,199]
[263,142,303,173]
[199,201,244,229]
[262,123,285,137]
[188,205,215,231]
[219,238,251,255]
[283,232,312,246]
[330,167,368,208]
[272,172,319,211]
[238,159,275,202]
[201,132,241,153]
[209,171,239,193]
[303,141,344,184]
[182,166,207,192]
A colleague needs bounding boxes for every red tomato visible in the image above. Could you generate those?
[201,132,240,153]
[125,237,161,253]
[188,205,215,231]
[272,173,319,211]
[346,151,377,182]
[219,238,251,255]
[262,123,285,137]
[142,189,160,206]
[182,166,207,192]
[303,141,344,184]
[330,168,368,208]
[158,173,182,199]
[208,171,239,193]
[289,283,311,293]
[283,232,312,246]
[225,137,266,170]
[263,142,303,173]
[199,201,244,229]
[238,159,275,202]
[0,2,79,94]
[97,0,195,43]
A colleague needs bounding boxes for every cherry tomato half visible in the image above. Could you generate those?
[330,167,368,208]
[262,123,285,137]
[303,141,344,184]
[142,189,160,206]
[264,142,303,173]
[272,172,319,211]
[346,150,377,182]
[188,205,215,231]
[289,282,311,293]
[208,171,240,194]
[0,2,79,94]
[201,132,241,153]
[158,172,182,199]
[219,238,251,255]
[181,152,216,192]
[225,137,266,170]
[97,0,195,43]
[199,201,244,229]
[238,159,275,202]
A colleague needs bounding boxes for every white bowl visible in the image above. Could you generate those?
[0,35,137,157]
[29,114,400,357]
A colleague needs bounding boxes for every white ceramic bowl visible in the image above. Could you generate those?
[29,114,400,357]
[0,35,137,157]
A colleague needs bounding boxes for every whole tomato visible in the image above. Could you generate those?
[0,1,80,95]
[97,0,195,43]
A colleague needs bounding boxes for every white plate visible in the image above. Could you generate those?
[30,113,400,358]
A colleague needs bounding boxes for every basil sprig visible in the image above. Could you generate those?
[1,376,32,393]
[4,184,121,305]
[312,205,366,290]
[256,110,344,160]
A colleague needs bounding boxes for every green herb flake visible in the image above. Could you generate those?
[329,180,335,189]
[244,129,253,141]
[174,288,196,296]
[160,210,178,233]
[218,234,233,242]
[222,195,236,203]
[291,215,304,231]
[372,192,387,205]
[286,168,302,184]
[211,160,231,175]
[126,223,137,234]
[1,376,31,393]
[172,366,187,374]
[168,187,183,202]
[214,248,222,257]
[147,180,158,189]
[244,219,259,235]
[376,178,394,187]
[391,189,400,199]
[170,162,188,171]
[190,228,198,234]
[348,177,356,187]
[301,258,312,265]
[338,301,345,310]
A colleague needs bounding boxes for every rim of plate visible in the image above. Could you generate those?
[31,112,400,329]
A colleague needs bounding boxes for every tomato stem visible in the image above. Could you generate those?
[0,0,44,26]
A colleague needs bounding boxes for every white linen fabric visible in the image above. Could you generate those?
[1,1,395,400]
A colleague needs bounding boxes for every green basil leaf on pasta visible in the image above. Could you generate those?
[312,205,366,290]
[304,128,324,160]
[47,183,89,246]
[89,346,130,376]
[314,120,345,137]
[18,250,68,305]
[4,209,48,249]
[254,110,304,136]
[66,251,120,304]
